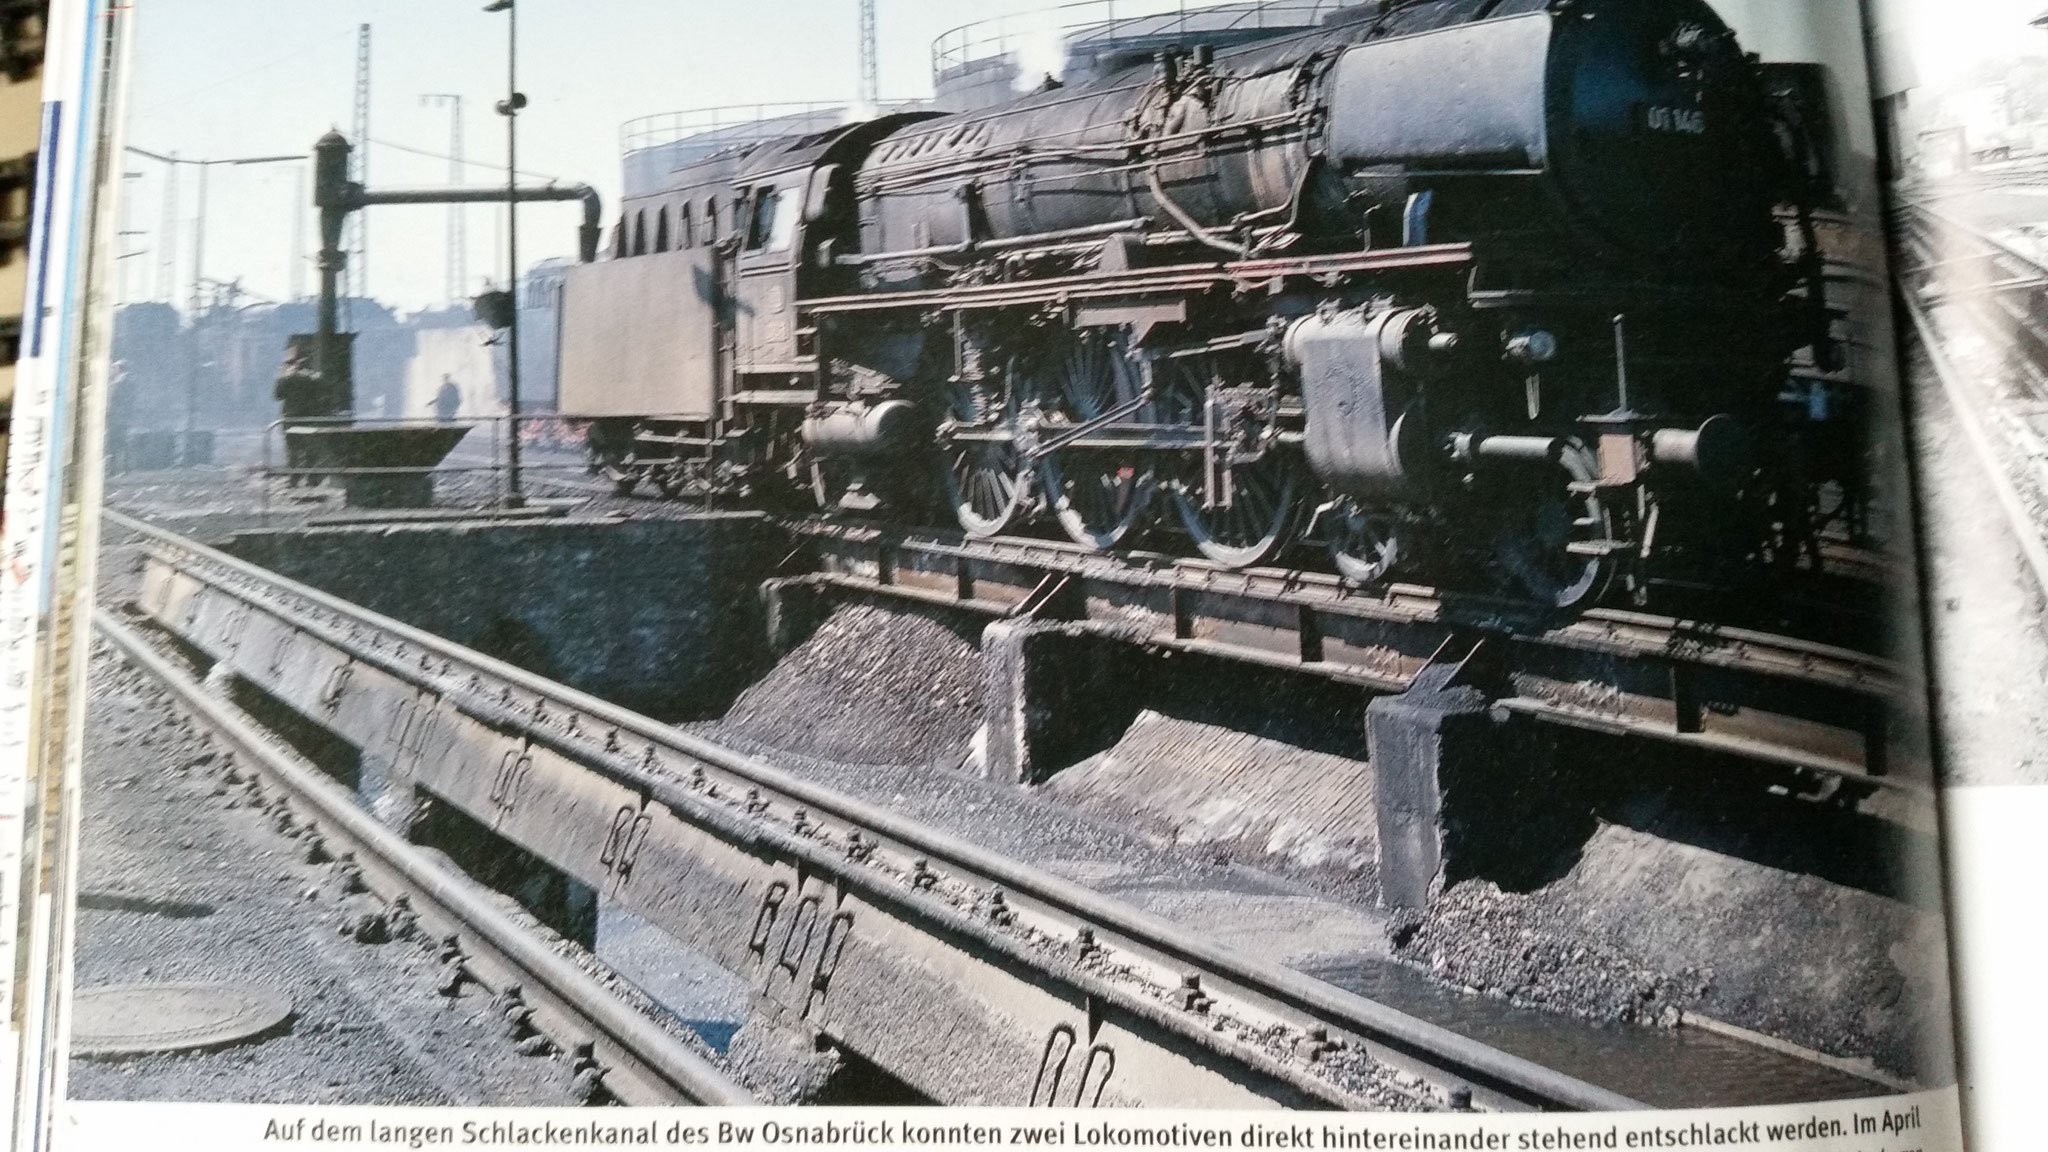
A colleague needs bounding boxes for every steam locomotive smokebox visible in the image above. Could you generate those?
[283,424,473,508]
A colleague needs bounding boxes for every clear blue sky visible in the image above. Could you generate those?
[114,0,1872,315]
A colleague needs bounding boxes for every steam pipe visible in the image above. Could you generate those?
[350,185,602,264]
[310,130,602,408]
[1450,433,1562,466]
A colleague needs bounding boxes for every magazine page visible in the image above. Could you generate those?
[1866,1,2048,1148]
[0,2,125,1148]
[22,0,1963,1148]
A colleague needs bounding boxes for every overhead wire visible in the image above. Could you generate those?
[127,32,334,124]
[361,135,565,186]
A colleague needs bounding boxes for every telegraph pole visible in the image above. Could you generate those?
[126,147,305,312]
[156,154,176,302]
[189,162,208,315]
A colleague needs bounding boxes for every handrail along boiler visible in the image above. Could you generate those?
[556,0,1848,609]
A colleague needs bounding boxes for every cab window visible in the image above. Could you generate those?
[746,186,796,253]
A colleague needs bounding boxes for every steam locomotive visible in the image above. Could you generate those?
[556,0,1849,608]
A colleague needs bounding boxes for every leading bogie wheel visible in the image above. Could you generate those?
[1490,443,1618,609]
[1327,498,1402,586]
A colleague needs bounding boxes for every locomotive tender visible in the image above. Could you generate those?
[557,0,1843,608]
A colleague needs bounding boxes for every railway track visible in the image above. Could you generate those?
[1896,202,2048,601]
[103,508,1640,1112]
[779,517,1917,785]
[194,457,1918,788]
[1901,202,2048,393]
[93,609,755,1107]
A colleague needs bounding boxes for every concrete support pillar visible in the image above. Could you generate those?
[761,576,829,657]
[979,619,1139,785]
[1367,656,1585,910]
[1366,669,1498,909]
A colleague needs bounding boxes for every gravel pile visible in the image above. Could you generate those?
[1044,710,1378,900]
[1393,881,1710,1029]
[715,603,984,767]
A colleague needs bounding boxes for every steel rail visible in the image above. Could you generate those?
[782,517,1911,783]
[1899,204,2048,386]
[94,609,756,1108]
[1897,208,2048,603]
[1902,201,2048,281]
[787,517,1892,688]
[104,508,1639,1112]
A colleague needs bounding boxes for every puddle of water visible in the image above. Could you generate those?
[1304,958,1892,1107]
[593,902,748,1053]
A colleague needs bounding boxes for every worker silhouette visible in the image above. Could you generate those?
[433,375,461,423]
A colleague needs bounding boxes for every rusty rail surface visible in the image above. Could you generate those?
[95,609,756,1107]
[782,518,1919,785]
[105,508,1639,1112]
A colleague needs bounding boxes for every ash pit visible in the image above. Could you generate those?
[203,513,1949,1094]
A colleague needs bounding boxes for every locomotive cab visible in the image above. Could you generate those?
[731,169,809,384]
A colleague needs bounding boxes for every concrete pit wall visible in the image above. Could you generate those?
[760,590,1948,1083]
[221,514,783,722]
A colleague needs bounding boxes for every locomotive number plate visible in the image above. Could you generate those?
[1645,105,1707,135]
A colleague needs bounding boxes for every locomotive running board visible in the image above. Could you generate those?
[799,243,1476,316]
[115,512,1636,1113]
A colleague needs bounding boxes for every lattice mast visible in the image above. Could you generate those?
[858,0,879,112]
[422,94,467,305]
[345,23,370,314]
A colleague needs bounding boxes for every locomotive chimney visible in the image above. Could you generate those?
[1156,50,1180,89]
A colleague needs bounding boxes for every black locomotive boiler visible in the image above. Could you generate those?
[556,0,1849,608]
